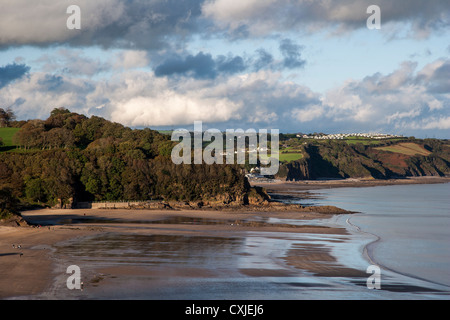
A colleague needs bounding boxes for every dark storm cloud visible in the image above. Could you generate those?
[0,63,30,89]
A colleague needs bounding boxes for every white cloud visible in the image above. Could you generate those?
[386,108,422,123]
[404,116,450,130]
[35,49,111,76]
[0,72,95,120]
[113,50,149,69]
[422,117,450,130]
[202,0,280,35]
[1,53,449,137]
[292,105,324,122]
[322,58,450,129]
[109,93,242,127]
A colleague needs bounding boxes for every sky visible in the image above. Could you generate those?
[0,0,449,138]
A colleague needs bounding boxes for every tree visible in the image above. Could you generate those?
[24,177,46,203]
[0,186,19,217]
[13,120,45,149]
[0,107,16,128]
[50,107,71,117]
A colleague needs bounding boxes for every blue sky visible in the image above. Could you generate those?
[0,0,449,138]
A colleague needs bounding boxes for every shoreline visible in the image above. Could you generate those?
[252,176,450,191]
[1,176,449,299]
[328,181,450,294]
[253,176,450,203]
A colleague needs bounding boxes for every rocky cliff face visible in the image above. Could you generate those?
[276,142,450,181]
[278,159,312,181]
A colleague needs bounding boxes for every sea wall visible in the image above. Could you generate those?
[75,201,151,209]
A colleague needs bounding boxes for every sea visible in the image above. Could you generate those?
[302,181,450,298]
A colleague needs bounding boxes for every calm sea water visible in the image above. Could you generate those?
[306,182,450,292]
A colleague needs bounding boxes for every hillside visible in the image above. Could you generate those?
[0,109,265,213]
[0,127,20,151]
[276,137,450,181]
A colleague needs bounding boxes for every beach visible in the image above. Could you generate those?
[1,176,449,300]
[1,208,357,299]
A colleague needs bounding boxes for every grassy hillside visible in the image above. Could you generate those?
[0,128,20,152]
[375,143,432,156]
[0,128,20,146]
[279,152,303,162]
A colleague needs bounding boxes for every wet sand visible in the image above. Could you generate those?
[0,225,96,298]
[1,207,361,299]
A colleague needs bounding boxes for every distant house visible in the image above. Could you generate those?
[250,167,261,174]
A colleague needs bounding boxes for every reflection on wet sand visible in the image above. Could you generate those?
[55,234,243,266]
[49,222,370,299]
[43,215,335,230]
[13,206,448,300]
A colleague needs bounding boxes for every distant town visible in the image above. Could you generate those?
[297,133,404,140]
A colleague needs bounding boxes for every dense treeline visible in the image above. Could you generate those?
[0,108,249,212]
[277,139,450,181]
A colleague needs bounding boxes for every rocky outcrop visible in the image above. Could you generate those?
[0,214,28,227]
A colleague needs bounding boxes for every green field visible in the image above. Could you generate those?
[0,127,20,147]
[279,152,303,162]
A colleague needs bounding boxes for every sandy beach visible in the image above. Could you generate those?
[1,176,449,300]
[1,206,359,299]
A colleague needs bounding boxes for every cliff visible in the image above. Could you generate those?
[276,139,450,181]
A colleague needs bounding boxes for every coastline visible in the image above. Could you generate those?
[252,176,450,191]
[1,176,449,299]
[253,176,450,205]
